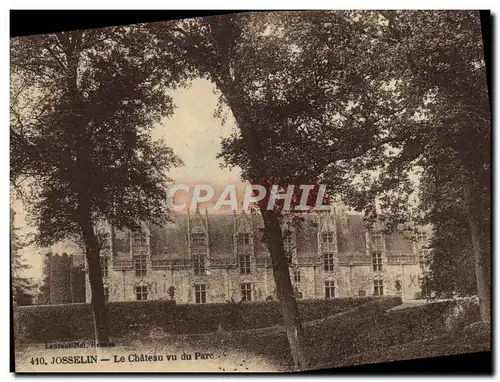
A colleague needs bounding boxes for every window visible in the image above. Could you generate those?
[195,284,207,304]
[358,290,366,297]
[193,254,205,275]
[416,231,428,242]
[322,232,334,244]
[100,256,109,278]
[239,254,251,274]
[325,281,335,299]
[374,279,384,296]
[104,286,109,302]
[293,269,301,283]
[370,230,383,246]
[283,231,294,245]
[418,249,430,268]
[192,233,206,246]
[134,255,147,277]
[240,283,252,302]
[372,251,383,272]
[135,285,148,300]
[324,253,335,272]
[132,231,147,247]
[237,233,250,245]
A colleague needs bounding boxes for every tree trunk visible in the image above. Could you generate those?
[463,174,490,322]
[260,206,309,370]
[215,80,308,370]
[78,204,110,343]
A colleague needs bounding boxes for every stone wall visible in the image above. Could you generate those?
[88,259,425,303]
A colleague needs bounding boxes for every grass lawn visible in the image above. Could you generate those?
[157,298,490,371]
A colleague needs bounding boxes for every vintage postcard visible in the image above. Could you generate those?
[10,10,491,373]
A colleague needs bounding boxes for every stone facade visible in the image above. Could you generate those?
[76,206,432,304]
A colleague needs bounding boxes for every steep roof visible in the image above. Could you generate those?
[108,211,421,260]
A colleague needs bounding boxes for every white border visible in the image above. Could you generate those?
[2,4,497,381]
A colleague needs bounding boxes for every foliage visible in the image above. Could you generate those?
[10,27,184,247]
[419,157,478,297]
[11,26,186,341]
[11,207,34,306]
[328,11,489,225]
[443,296,480,334]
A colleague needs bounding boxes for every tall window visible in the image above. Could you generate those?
[195,284,207,304]
[293,269,301,283]
[135,285,148,300]
[239,254,251,274]
[419,249,430,268]
[132,231,147,247]
[240,283,252,302]
[373,279,384,296]
[192,233,206,246]
[100,256,109,278]
[104,286,109,302]
[325,281,335,299]
[322,232,334,244]
[193,254,205,275]
[372,251,383,272]
[324,253,335,272]
[237,233,250,245]
[134,255,147,277]
[370,230,383,246]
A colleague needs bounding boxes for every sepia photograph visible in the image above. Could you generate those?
[9,10,491,373]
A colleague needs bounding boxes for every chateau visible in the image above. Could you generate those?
[47,204,431,305]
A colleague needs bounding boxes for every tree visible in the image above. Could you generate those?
[155,11,491,329]
[418,148,479,298]
[336,11,491,321]
[150,11,403,369]
[10,27,183,341]
[11,208,34,306]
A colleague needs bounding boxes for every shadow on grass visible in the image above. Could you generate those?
[168,298,490,371]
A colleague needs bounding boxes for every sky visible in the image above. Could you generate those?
[158,78,244,188]
[13,78,244,281]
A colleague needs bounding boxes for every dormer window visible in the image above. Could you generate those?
[239,254,251,274]
[193,254,205,275]
[416,231,428,243]
[324,253,335,272]
[100,256,109,278]
[134,255,147,277]
[237,233,250,245]
[132,231,147,247]
[322,232,334,244]
[372,251,383,272]
[192,233,205,246]
[370,230,383,246]
[418,249,430,268]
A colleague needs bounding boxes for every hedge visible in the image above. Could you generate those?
[15,296,384,343]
